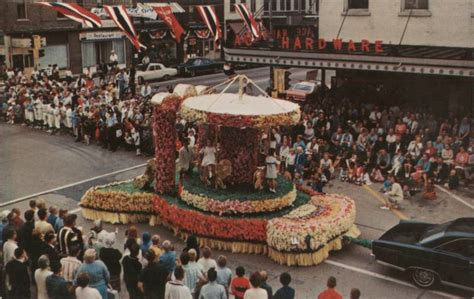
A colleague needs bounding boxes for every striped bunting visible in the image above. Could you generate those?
[104,5,146,51]
[38,2,102,28]
[196,5,222,44]
[234,3,261,41]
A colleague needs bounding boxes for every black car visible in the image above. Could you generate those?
[372,218,474,292]
[177,58,224,77]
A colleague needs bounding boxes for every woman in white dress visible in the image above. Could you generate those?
[265,149,280,193]
[35,255,52,299]
[200,140,217,181]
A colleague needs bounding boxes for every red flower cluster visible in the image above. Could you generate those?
[153,195,268,242]
[153,95,182,194]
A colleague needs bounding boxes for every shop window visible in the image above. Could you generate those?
[39,44,69,69]
[343,0,370,16]
[17,0,27,20]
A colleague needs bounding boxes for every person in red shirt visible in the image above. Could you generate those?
[230,266,250,299]
[318,276,342,299]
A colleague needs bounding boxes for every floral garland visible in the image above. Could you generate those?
[153,195,268,242]
[179,185,297,215]
[266,194,356,252]
[80,180,155,214]
[153,95,183,194]
[179,105,301,129]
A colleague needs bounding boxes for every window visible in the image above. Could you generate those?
[231,0,236,12]
[302,0,306,11]
[251,0,256,12]
[348,0,368,9]
[343,0,370,15]
[438,239,474,259]
[280,0,285,10]
[404,0,428,9]
[272,0,277,10]
[400,0,430,16]
[286,0,291,10]
[264,0,269,11]
[17,0,27,20]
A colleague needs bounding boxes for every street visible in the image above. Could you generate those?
[1,71,472,299]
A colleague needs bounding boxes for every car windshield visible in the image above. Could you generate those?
[419,221,453,244]
[292,83,314,92]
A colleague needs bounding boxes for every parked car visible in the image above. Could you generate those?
[177,58,224,77]
[136,63,177,83]
[285,81,321,102]
[372,218,474,292]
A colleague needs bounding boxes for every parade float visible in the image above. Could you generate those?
[80,76,360,266]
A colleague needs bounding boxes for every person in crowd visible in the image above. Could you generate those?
[182,249,204,296]
[35,207,54,236]
[55,208,68,232]
[199,267,227,299]
[140,231,152,254]
[317,276,342,299]
[260,271,272,299]
[47,261,73,299]
[165,266,192,299]
[18,209,35,252]
[123,242,143,299]
[42,231,60,265]
[350,288,361,299]
[198,246,218,273]
[139,249,169,299]
[58,214,83,256]
[273,272,295,299]
[230,266,250,299]
[216,255,232,294]
[3,228,18,266]
[160,240,177,273]
[381,175,404,210]
[60,244,82,282]
[5,247,30,299]
[35,255,53,299]
[75,272,102,299]
[47,205,59,226]
[183,235,200,259]
[75,249,110,299]
[150,234,161,260]
[99,232,122,292]
[243,272,267,299]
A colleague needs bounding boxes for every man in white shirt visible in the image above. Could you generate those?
[197,247,217,273]
[141,82,152,97]
[3,229,18,266]
[165,266,192,299]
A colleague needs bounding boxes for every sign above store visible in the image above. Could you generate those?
[79,31,125,41]
[233,25,384,54]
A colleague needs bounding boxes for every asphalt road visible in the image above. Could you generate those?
[1,70,473,299]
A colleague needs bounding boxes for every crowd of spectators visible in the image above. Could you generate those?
[262,89,473,208]
[0,199,362,299]
[1,66,164,156]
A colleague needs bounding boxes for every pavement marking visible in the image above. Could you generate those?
[325,259,458,298]
[362,185,409,220]
[1,163,147,207]
[434,185,474,210]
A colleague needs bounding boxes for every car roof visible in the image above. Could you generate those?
[447,218,474,234]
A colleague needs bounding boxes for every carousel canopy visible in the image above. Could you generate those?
[179,93,301,128]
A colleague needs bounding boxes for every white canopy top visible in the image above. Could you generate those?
[182,94,299,116]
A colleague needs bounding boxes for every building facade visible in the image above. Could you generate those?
[224,0,474,115]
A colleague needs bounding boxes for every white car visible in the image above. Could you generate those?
[136,63,177,83]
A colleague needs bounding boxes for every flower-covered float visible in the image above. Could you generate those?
[80,76,360,266]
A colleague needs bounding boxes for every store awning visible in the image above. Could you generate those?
[224,47,474,78]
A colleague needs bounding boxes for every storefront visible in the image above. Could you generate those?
[224,23,474,116]
[80,31,127,69]
[184,28,220,61]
